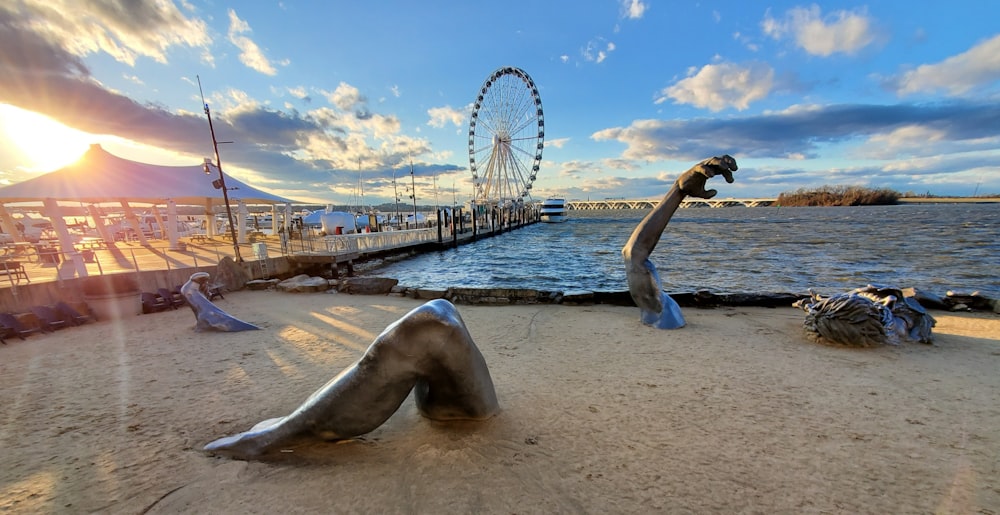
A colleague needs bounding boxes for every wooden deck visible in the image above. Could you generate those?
[0,221,533,287]
[0,235,288,287]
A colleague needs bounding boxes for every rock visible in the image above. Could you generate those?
[945,290,995,311]
[246,279,280,291]
[215,257,250,292]
[561,290,595,305]
[902,287,947,310]
[591,290,636,306]
[447,287,542,305]
[415,288,447,300]
[277,274,331,293]
[671,291,806,308]
[718,292,808,307]
[338,277,399,295]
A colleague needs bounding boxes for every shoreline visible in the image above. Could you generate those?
[310,274,1000,314]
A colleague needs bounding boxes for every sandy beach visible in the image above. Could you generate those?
[1,289,998,514]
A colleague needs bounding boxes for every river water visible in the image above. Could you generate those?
[363,203,999,298]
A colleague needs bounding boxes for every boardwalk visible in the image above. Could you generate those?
[0,219,532,289]
[0,235,286,288]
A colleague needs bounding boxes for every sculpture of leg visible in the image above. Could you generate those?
[180,272,259,332]
[204,299,499,458]
[621,155,738,329]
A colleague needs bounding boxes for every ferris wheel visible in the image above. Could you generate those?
[468,66,544,207]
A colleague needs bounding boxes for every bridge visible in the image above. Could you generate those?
[568,198,778,209]
[566,196,1000,210]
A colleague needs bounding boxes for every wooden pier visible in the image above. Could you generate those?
[285,216,535,268]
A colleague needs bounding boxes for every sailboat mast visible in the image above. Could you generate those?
[410,160,417,226]
[358,157,364,214]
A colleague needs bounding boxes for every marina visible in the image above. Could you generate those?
[0,206,542,312]
[2,201,996,303]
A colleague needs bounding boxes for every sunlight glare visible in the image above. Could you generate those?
[0,104,93,172]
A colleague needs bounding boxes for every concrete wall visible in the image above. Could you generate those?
[0,256,304,314]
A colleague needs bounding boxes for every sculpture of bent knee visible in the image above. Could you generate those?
[204,299,499,459]
[622,155,738,329]
[180,272,259,332]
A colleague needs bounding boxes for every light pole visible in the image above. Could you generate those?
[198,76,242,262]
[392,166,401,228]
[409,160,417,228]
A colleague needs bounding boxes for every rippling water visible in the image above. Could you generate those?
[363,203,999,297]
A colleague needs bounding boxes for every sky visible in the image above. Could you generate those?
[1,0,999,208]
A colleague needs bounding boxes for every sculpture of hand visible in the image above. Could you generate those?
[676,155,738,199]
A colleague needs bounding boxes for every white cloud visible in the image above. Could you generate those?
[856,124,1000,159]
[546,137,569,149]
[656,62,774,111]
[287,86,309,100]
[122,74,144,85]
[622,0,647,20]
[14,0,209,66]
[857,125,946,159]
[733,31,760,52]
[893,34,1000,96]
[227,9,277,76]
[327,82,366,112]
[591,119,677,162]
[583,38,616,63]
[427,105,469,128]
[762,5,875,56]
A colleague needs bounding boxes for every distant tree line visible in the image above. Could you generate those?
[776,186,900,207]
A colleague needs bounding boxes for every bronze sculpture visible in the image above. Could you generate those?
[180,272,259,332]
[622,155,738,329]
[794,284,936,347]
[204,299,499,458]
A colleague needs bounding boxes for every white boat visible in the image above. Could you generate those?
[539,198,568,223]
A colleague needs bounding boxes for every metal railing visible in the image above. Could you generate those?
[282,228,438,255]
[326,228,438,254]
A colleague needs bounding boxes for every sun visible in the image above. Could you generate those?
[0,104,94,172]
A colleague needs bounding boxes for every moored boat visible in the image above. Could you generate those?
[539,198,568,223]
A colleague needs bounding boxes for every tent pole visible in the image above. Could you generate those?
[43,197,88,278]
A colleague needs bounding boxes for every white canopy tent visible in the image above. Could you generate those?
[0,144,301,278]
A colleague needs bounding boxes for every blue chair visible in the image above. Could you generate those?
[0,312,42,339]
[54,301,97,325]
[140,292,170,314]
[30,305,70,332]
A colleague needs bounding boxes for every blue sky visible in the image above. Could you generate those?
[1,0,998,206]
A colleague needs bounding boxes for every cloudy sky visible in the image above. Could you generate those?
[1,0,998,206]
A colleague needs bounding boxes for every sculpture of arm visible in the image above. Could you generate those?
[622,183,685,266]
[621,156,738,328]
